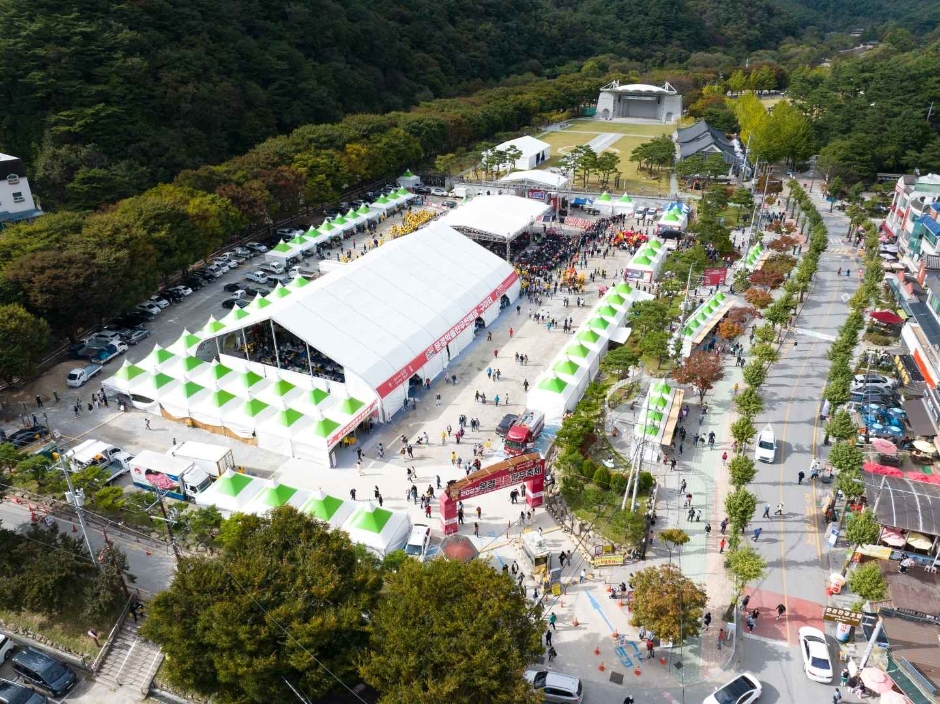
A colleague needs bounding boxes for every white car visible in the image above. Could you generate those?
[403,524,431,561]
[136,301,162,316]
[232,246,252,257]
[524,669,582,703]
[704,673,762,704]
[210,259,231,273]
[246,242,268,253]
[169,285,193,297]
[798,627,833,683]
[851,374,896,392]
[245,271,269,284]
[754,424,776,463]
[0,634,15,663]
[430,187,448,197]
[148,295,170,309]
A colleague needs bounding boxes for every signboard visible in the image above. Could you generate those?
[625,269,647,281]
[702,267,728,286]
[593,555,626,567]
[448,454,543,501]
[375,271,519,398]
[529,189,546,201]
[327,400,379,449]
[552,582,563,596]
[827,523,839,547]
[823,606,862,626]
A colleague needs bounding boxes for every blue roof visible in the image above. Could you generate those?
[930,202,940,215]
[918,214,940,238]
[0,208,42,223]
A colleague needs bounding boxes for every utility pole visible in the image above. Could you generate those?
[151,491,183,562]
[56,439,102,573]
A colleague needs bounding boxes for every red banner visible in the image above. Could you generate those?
[702,267,728,286]
[374,272,519,398]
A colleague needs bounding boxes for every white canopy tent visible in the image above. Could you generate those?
[397,169,421,189]
[498,170,569,190]
[614,193,635,216]
[240,480,311,516]
[625,239,668,283]
[593,192,615,216]
[194,470,264,515]
[341,502,413,558]
[299,490,357,528]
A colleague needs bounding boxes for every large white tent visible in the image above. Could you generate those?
[498,170,569,190]
[397,169,421,189]
[658,202,691,231]
[624,238,668,283]
[437,195,550,259]
[593,192,615,216]
[614,193,635,216]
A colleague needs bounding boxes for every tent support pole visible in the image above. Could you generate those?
[306,343,315,378]
[270,320,282,370]
[242,331,250,363]
[506,240,511,261]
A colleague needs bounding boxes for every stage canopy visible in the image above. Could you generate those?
[498,170,569,189]
[437,195,550,245]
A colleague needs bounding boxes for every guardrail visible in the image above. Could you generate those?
[91,590,138,673]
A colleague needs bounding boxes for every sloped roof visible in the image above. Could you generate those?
[437,195,550,240]
[493,135,550,158]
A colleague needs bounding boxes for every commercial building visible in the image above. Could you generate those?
[0,153,42,227]
[882,173,940,262]
[594,82,682,123]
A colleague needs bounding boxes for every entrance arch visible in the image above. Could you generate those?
[438,453,544,535]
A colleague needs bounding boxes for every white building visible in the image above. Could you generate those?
[0,153,42,227]
[882,173,940,262]
[595,82,682,123]
[486,136,551,171]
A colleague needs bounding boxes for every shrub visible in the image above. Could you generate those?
[636,470,654,494]
[592,466,611,489]
[610,472,627,494]
[580,458,596,480]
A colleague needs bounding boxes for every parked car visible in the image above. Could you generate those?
[403,523,431,562]
[122,327,151,345]
[703,673,762,704]
[163,289,184,303]
[798,627,833,683]
[0,678,47,704]
[496,413,519,437]
[275,227,297,238]
[430,187,448,197]
[442,200,458,208]
[221,298,250,310]
[136,301,162,317]
[852,374,897,391]
[246,242,268,253]
[206,264,226,277]
[245,271,269,284]
[0,635,15,663]
[211,257,234,271]
[148,295,170,308]
[267,273,292,286]
[223,282,243,293]
[191,269,217,283]
[243,286,262,298]
[113,312,150,328]
[413,185,431,195]
[169,284,193,297]
[8,426,50,449]
[82,330,122,347]
[232,246,252,257]
[635,206,648,218]
[11,649,76,697]
[523,669,583,703]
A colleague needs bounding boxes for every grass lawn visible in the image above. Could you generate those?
[566,119,675,137]
[0,605,123,658]
[538,130,598,155]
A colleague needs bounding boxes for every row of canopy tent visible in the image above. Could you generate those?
[631,379,686,462]
[657,202,690,231]
[677,290,735,358]
[741,241,768,270]
[194,472,412,557]
[591,192,636,217]
[526,282,653,423]
[624,238,667,283]
[103,314,376,463]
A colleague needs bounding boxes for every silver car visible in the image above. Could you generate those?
[524,669,582,703]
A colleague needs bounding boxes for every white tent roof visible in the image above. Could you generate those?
[341,502,412,558]
[437,195,550,241]
[194,470,264,515]
[198,223,517,396]
[298,490,357,528]
[499,170,568,189]
[493,135,550,159]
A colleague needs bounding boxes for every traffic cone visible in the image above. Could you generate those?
[612,630,619,639]
[145,548,151,556]
[635,667,642,677]
[598,662,606,672]
[572,617,579,627]
[594,647,600,656]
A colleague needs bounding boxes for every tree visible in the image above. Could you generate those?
[601,345,639,380]
[659,528,690,564]
[847,562,888,602]
[725,545,766,597]
[825,410,857,443]
[595,151,621,187]
[728,454,757,487]
[718,321,744,341]
[827,176,844,211]
[141,507,382,703]
[750,343,779,366]
[630,565,707,643]
[828,440,863,475]
[731,417,757,448]
[744,288,773,309]
[729,188,754,222]
[672,351,724,403]
[845,508,881,557]
[734,387,765,419]
[748,270,784,290]
[361,559,542,704]
[640,329,671,368]
[742,361,767,388]
[725,487,758,537]
[83,545,134,619]
[0,304,51,384]
[675,153,727,183]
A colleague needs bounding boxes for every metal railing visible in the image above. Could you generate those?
[91,590,139,673]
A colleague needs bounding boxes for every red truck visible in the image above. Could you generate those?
[503,410,545,456]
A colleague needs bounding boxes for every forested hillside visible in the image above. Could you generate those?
[773,0,940,34]
[0,0,793,211]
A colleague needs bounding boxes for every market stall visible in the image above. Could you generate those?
[341,502,413,558]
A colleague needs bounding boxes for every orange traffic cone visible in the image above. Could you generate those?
[598,662,606,672]
[635,667,642,677]
[594,647,600,656]
[612,630,619,639]
[572,617,579,627]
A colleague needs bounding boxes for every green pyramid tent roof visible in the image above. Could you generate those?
[352,506,392,533]
[333,215,348,225]
[396,188,409,196]
[273,408,305,427]
[578,329,600,343]
[305,227,319,237]
[645,424,660,436]
[634,256,653,266]
[270,379,297,397]
[251,295,272,310]
[272,242,293,253]
[204,318,226,334]
[180,381,205,398]
[181,356,205,372]
[714,292,726,302]
[289,235,307,246]
[647,410,664,423]
[288,276,309,289]
[618,193,633,202]
[647,239,662,250]
[538,376,568,393]
[270,286,292,299]
[178,332,201,350]
[310,418,340,438]
[207,363,233,381]
[596,305,617,317]
[376,196,390,204]
[606,294,626,306]
[224,308,249,323]
[597,192,612,202]
[653,382,672,394]
[554,360,580,375]
[589,317,610,330]
[683,326,694,336]
[239,370,264,389]
[663,212,680,222]
[357,205,371,215]
[346,209,359,219]
[338,396,365,414]
[208,389,236,407]
[149,347,175,365]
[651,395,668,409]
[115,362,145,381]
[320,220,335,232]
[152,372,175,389]
[307,388,329,406]
[303,494,344,521]
[615,283,633,295]
[403,169,415,177]
[216,472,254,497]
[241,398,269,417]
[565,344,590,358]
[257,484,297,507]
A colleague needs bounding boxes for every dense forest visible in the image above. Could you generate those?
[0,0,795,210]
[773,0,940,34]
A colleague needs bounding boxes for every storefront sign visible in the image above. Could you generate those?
[823,607,862,626]
[593,555,626,567]
[375,271,519,398]
[529,189,546,201]
[702,267,728,286]
[327,400,379,449]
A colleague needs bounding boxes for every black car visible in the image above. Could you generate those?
[223,283,243,293]
[163,289,184,303]
[11,649,76,697]
[182,277,205,291]
[413,185,430,195]
[323,207,343,218]
[496,413,519,437]
[221,299,250,309]
[192,269,217,282]
[113,312,151,328]
[8,426,50,449]
[0,678,47,704]
[243,287,262,297]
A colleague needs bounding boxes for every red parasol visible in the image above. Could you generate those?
[439,534,479,563]
[871,439,898,455]
[870,310,904,325]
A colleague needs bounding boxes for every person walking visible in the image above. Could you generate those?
[144,418,151,430]
[762,502,771,518]
[798,470,805,484]
[473,522,479,538]
[746,615,756,633]
[547,646,557,663]
[703,612,712,630]
[775,502,784,516]
[545,628,552,647]
[752,527,762,541]
[832,688,842,704]
[717,628,726,650]
[740,594,750,611]
[719,538,726,554]
[549,612,557,631]
[720,519,727,534]
[776,604,786,620]
[579,569,586,584]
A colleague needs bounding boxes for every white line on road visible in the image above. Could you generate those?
[791,327,836,342]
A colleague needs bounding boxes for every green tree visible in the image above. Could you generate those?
[847,562,887,602]
[728,455,757,487]
[601,345,639,379]
[825,410,857,443]
[630,564,707,643]
[672,351,725,403]
[729,188,754,223]
[361,559,543,704]
[725,545,766,597]
[0,304,51,384]
[734,387,765,419]
[845,508,881,559]
[659,528,690,564]
[742,361,767,388]
[141,507,382,703]
[725,487,758,543]
[730,417,757,448]
[83,545,134,620]
[749,343,779,366]
[829,440,863,475]
[595,151,621,188]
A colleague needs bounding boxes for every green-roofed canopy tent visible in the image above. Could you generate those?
[242,481,310,515]
[300,490,356,528]
[194,469,264,514]
[397,170,421,189]
[343,502,413,558]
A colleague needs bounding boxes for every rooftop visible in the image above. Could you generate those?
[864,470,940,535]
[492,136,550,159]
[437,195,550,241]
[601,81,678,95]
[879,609,940,697]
